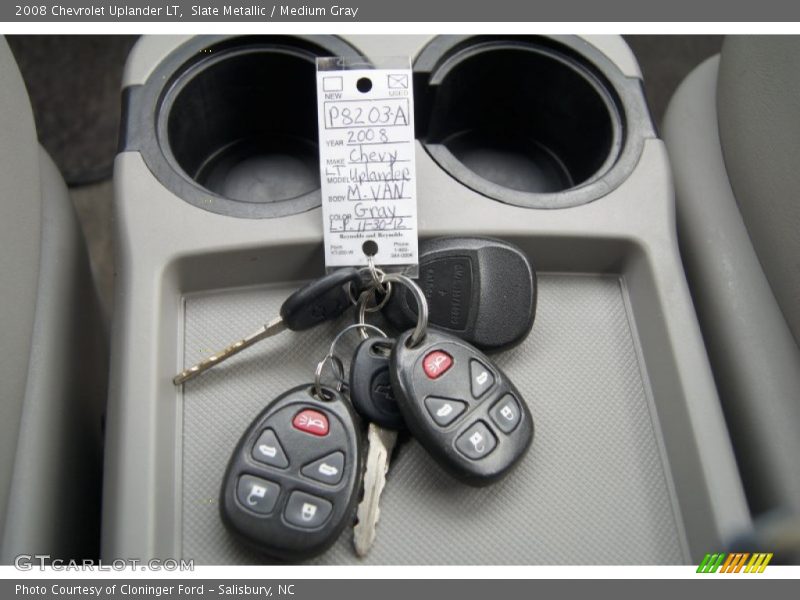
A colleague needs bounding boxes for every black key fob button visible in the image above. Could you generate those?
[252,429,289,468]
[490,395,522,434]
[237,475,281,515]
[456,421,498,460]
[284,491,333,529]
[301,452,345,485]
[424,396,467,427]
[469,359,495,398]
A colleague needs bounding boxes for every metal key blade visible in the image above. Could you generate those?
[173,268,362,386]
[173,317,287,385]
[353,423,398,557]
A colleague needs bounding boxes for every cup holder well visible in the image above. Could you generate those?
[128,36,361,218]
[414,36,647,209]
[164,49,321,205]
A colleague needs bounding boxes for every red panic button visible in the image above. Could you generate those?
[423,350,453,379]
[292,409,329,436]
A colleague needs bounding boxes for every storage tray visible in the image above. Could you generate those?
[181,273,685,564]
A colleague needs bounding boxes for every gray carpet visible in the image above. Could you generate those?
[7,35,138,185]
[624,35,723,129]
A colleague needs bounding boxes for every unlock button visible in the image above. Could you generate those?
[490,395,522,433]
[284,491,333,529]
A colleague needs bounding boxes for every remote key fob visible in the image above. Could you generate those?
[383,237,536,351]
[220,384,363,561]
[390,328,533,486]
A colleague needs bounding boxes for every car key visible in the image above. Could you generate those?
[390,327,534,486]
[220,383,363,561]
[173,268,363,385]
[348,336,403,556]
[352,423,397,557]
[346,273,432,556]
[383,237,537,351]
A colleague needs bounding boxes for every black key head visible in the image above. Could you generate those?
[280,268,362,331]
[349,337,405,430]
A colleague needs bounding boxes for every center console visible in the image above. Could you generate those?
[104,34,750,564]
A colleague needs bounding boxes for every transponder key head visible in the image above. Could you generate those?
[220,384,363,561]
[383,237,536,351]
[349,337,405,430]
[280,267,363,331]
[390,328,534,486]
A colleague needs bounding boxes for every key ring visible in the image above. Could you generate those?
[346,271,392,311]
[381,273,429,348]
[366,256,384,289]
[356,291,372,340]
[348,281,392,313]
[313,354,346,401]
[314,323,388,399]
[354,289,392,343]
[329,322,387,356]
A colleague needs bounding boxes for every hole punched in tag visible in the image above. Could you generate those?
[356,77,373,93]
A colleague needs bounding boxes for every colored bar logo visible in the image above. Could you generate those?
[696,552,773,573]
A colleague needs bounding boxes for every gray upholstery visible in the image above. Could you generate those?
[663,48,800,515]
[0,37,43,549]
[1,148,107,561]
[717,37,800,348]
[0,37,107,562]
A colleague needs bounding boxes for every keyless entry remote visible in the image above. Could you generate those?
[220,385,363,561]
[383,237,536,351]
[390,328,533,486]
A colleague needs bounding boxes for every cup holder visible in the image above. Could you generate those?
[164,50,321,205]
[414,36,649,209]
[127,36,361,218]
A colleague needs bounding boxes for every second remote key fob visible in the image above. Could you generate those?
[220,384,362,561]
[390,328,534,486]
[383,237,536,351]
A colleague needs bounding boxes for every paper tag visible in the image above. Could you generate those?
[316,57,418,272]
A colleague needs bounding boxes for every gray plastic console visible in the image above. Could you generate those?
[104,35,750,564]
